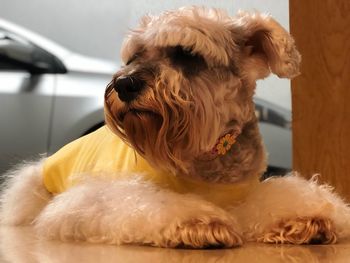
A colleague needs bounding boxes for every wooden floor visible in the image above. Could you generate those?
[1,226,350,263]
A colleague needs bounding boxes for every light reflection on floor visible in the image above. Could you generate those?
[1,226,350,263]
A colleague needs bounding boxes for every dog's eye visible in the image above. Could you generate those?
[170,46,198,63]
[168,46,207,75]
[173,46,195,58]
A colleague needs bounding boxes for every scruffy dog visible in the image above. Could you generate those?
[1,6,350,248]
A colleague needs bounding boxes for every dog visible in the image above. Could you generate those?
[1,6,350,248]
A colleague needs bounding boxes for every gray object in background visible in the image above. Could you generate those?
[0,18,291,175]
[0,19,116,173]
[0,0,291,110]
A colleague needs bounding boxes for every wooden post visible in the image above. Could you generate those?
[290,0,350,201]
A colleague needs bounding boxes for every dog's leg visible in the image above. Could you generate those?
[34,176,242,248]
[233,174,350,244]
[0,161,51,225]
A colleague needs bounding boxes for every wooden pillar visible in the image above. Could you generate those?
[290,0,350,201]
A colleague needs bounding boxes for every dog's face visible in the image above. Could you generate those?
[105,6,300,176]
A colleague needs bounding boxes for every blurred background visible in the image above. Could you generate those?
[0,0,290,107]
[0,0,291,175]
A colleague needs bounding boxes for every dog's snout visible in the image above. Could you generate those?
[114,76,145,102]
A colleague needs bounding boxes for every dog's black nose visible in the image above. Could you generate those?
[114,76,144,102]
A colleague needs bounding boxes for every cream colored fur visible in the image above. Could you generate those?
[34,176,242,248]
[233,174,350,242]
[0,161,51,225]
[2,172,350,247]
[1,6,350,248]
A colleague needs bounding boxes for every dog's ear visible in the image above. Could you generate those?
[235,11,301,80]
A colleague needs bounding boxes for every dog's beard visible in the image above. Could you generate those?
[105,88,190,174]
[105,69,222,174]
[123,110,163,156]
[121,101,195,174]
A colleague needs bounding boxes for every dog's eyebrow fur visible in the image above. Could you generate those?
[126,49,145,65]
[165,45,207,76]
[164,45,240,76]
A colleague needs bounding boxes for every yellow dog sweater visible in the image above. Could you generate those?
[43,126,258,207]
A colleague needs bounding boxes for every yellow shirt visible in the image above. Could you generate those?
[43,126,258,207]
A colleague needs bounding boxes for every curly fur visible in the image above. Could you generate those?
[0,160,51,225]
[0,6,349,249]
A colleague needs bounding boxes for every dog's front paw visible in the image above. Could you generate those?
[257,217,337,245]
[161,218,243,248]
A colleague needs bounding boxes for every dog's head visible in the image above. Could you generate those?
[105,6,300,179]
